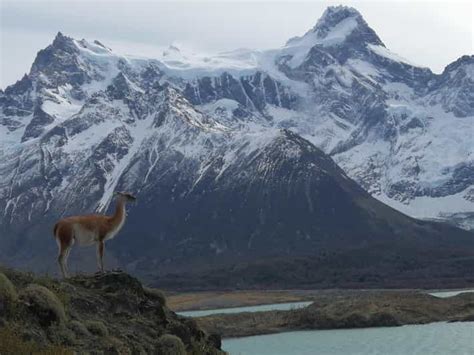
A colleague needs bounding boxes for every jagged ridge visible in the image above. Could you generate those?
[0,6,473,287]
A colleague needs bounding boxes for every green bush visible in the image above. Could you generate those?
[143,287,167,306]
[84,320,109,336]
[20,284,66,326]
[0,272,18,309]
[167,320,191,345]
[68,320,90,336]
[0,326,71,354]
[35,275,70,306]
[155,334,187,355]
[104,336,127,353]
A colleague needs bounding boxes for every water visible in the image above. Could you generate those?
[428,289,474,298]
[177,301,312,318]
[224,322,474,355]
[177,289,474,317]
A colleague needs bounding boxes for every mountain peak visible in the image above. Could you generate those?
[443,55,474,73]
[51,31,75,49]
[30,32,86,87]
[310,5,383,47]
[282,6,384,67]
[313,6,362,33]
[285,6,361,47]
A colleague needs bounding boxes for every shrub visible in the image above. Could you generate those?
[84,320,109,336]
[167,320,191,345]
[20,284,66,326]
[155,334,187,355]
[35,276,70,306]
[0,326,71,354]
[68,320,90,337]
[143,287,167,306]
[0,272,18,311]
[104,336,127,353]
[208,333,222,350]
[47,325,76,346]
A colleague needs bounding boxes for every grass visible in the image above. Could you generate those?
[0,326,72,355]
[84,320,109,336]
[143,286,167,306]
[68,320,90,336]
[167,290,309,311]
[20,284,67,325]
[0,272,18,306]
[34,275,71,306]
[156,334,187,355]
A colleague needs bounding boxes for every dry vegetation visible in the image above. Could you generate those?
[168,290,313,311]
[0,268,224,354]
[196,290,474,338]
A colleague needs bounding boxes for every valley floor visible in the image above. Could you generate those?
[188,290,474,338]
[168,289,316,312]
[167,287,474,312]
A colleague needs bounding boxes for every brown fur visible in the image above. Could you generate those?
[55,209,125,243]
[53,192,136,278]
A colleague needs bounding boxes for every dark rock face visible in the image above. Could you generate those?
[4,74,33,96]
[31,32,93,88]
[422,163,474,198]
[0,75,35,130]
[21,106,55,141]
[429,55,474,117]
[107,72,134,100]
[183,71,296,111]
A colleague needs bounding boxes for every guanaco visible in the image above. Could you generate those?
[53,192,136,278]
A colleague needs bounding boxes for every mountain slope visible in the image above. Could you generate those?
[0,6,473,287]
[176,6,474,229]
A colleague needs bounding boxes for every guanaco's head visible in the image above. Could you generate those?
[115,191,137,203]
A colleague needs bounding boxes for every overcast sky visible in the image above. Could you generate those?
[1,0,473,88]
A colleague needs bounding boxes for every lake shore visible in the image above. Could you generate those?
[188,290,474,338]
[167,287,474,312]
[168,289,319,311]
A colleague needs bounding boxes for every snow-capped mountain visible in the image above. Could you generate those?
[1,6,473,286]
[180,6,474,229]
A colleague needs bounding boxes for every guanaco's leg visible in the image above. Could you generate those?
[56,224,74,278]
[57,251,67,278]
[63,244,73,276]
[97,241,105,273]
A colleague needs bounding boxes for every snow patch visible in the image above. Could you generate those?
[96,115,153,212]
[283,16,359,68]
[368,44,422,67]
[376,188,474,221]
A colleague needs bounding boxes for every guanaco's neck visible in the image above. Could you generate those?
[110,197,126,227]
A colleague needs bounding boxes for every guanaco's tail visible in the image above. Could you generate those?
[53,223,59,238]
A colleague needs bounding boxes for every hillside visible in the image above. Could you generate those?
[0,268,223,354]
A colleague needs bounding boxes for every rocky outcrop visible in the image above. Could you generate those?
[183,71,296,112]
[0,268,223,354]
